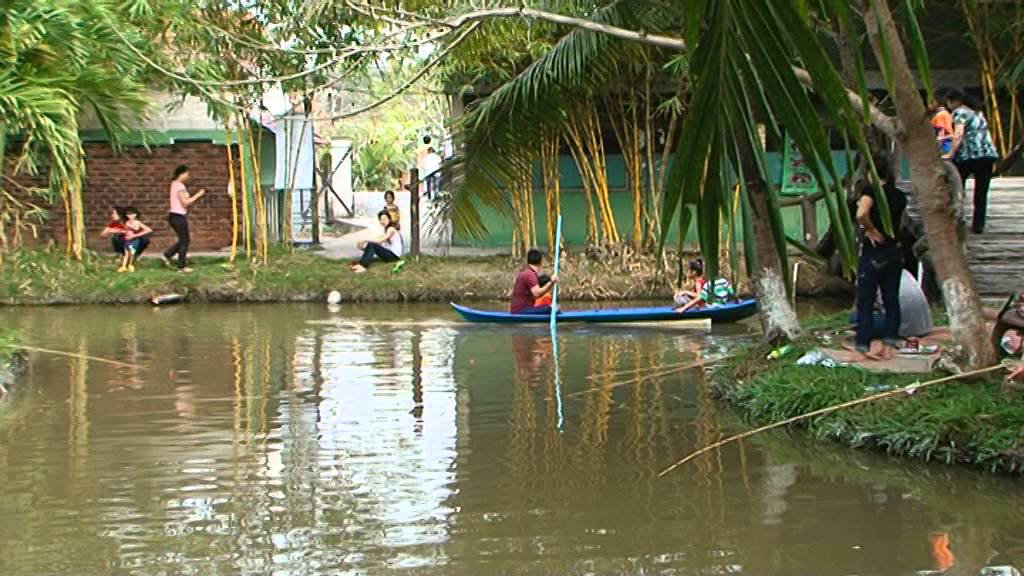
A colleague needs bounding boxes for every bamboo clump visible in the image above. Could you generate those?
[232,113,271,263]
[509,155,537,258]
[608,91,645,247]
[247,121,269,261]
[565,104,619,244]
[541,133,561,253]
[960,0,1024,158]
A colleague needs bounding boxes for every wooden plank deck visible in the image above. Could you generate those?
[964,177,1024,296]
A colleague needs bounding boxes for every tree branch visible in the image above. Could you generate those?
[431,5,901,138]
[283,22,481,121]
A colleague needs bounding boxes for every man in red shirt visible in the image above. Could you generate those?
[510,249,558,314]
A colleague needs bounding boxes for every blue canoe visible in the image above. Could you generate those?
[451,299,758,324]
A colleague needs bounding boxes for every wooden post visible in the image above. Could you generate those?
[311,170,321,245]
[800,195,818,249]
[407,168,421,260]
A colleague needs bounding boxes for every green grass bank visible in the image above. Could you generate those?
[713,321,1024,474]
[0,248,682,306]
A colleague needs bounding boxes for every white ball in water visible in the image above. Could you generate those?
[326,290,342,305]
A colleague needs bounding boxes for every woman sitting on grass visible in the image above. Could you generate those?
[350,210,404,274]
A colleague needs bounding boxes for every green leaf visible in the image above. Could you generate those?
[901,0,933,102]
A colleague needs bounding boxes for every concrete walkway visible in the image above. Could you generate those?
[174,214,507,261]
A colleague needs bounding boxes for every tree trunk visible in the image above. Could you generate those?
[864,1,996,369]
[737,137,802,345]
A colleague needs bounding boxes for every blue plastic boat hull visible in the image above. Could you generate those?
[450,299,758,324]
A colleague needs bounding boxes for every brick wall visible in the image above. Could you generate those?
[6,141,236,252]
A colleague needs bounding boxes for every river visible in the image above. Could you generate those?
[0,304,1021,575]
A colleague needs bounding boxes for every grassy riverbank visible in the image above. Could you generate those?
[0,248,679,305]
[714,321,1024,474]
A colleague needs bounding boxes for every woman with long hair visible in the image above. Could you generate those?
[162,164,206,272]
[350,210,404,273]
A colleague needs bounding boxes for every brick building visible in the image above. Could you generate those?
[7,92,278,253]
[78,141,235,252]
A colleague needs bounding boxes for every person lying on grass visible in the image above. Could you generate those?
[350,210,404,274]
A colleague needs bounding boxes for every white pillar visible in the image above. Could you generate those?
[330,138,353,218]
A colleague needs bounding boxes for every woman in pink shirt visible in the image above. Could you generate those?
[162,165,206,272]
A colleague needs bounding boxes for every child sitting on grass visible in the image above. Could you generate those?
[119,207,152,273]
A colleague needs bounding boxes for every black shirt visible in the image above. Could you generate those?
[860,183,907,243]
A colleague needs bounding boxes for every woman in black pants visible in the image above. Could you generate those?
[939,87,999,234]
[853,154,907,361]
[162,165,206,272]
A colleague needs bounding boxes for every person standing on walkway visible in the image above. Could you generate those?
[421,147,442,200]
[162,165,206,273]
[940,87,999,234]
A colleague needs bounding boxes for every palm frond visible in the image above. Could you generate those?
[445,0,683,239]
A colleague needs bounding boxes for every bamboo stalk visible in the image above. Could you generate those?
[236,114,252,258]
[62,183,73,257]
[586,106,619,243]
[247,121,268,261]
[657,364,1007,477]
[226,124,239,262]
[541,133,561,251]
[643,69,657,248]
[565,125,599,242]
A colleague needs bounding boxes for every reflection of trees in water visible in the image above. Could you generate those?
[69,335,90,468]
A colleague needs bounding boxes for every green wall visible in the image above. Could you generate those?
[456,151,851,248]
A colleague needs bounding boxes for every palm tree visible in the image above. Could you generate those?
[442,0,866,343]
[1,0,150,258]
[861,0,996,368]
[424,0,992,362]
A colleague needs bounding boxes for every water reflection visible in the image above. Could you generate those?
[0,304,1021,576]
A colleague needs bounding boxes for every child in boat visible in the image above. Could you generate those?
[119,206,152,273]
[535,274,554,307]
[673,259,737,313]
[673,259,708,313]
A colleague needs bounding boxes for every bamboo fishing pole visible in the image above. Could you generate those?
[657,364,1007,477]
[2,344,141,368]
[550,214,564,429]
[569,356,722,398]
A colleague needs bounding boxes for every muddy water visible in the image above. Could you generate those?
[0,304,1022,576]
